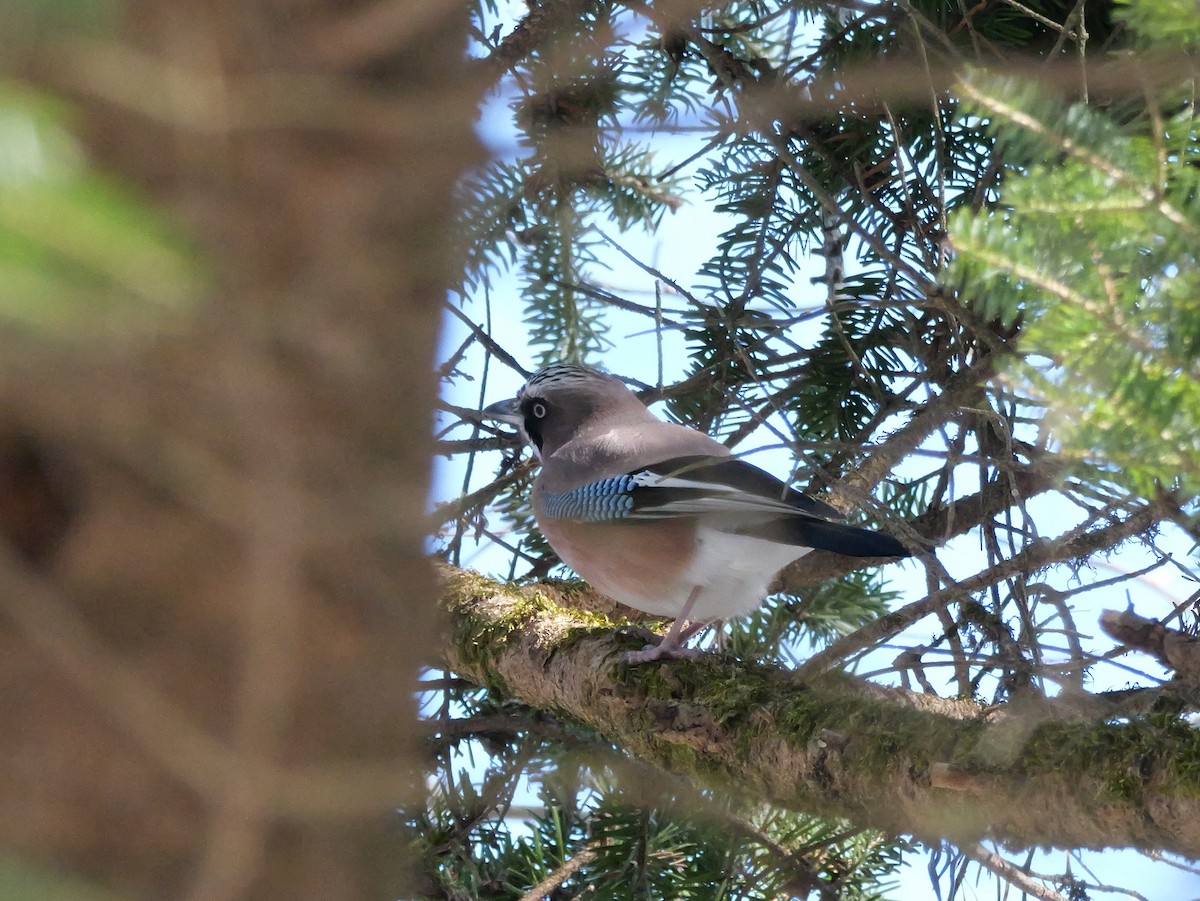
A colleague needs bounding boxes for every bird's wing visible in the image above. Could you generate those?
[540,455,909,558]
[645,456,844,519]
[540,455,841,523]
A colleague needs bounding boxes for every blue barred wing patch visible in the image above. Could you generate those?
[539,460,822,524]
[533,456,907,558]
[542,474,641,521]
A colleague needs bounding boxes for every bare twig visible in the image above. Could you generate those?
[796,499,1167,679]
[517,845,600,901]
[964,844,1068,901]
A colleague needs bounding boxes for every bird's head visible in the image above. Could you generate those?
[482,362,651,457]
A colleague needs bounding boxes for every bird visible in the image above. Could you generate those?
[482,362,909,663]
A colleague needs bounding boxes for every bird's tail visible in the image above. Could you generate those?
[798,520,909,558]
[741,517,909,558]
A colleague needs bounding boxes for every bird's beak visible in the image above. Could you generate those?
[481,396,522,427]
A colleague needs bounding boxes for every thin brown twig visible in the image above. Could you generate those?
[517,846,600,901]
[964,844,1068,901]
[444,303,532,379]
[815,357,994,509]
[795,498,1168,679]
[429,457,536,531]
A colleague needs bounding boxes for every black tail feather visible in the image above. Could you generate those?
[740,517,909,558]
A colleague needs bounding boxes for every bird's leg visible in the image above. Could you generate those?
[621,586,705,664]
[675,620,711,645]
[614,620,709,656]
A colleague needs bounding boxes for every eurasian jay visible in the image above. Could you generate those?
[483,362,909,663]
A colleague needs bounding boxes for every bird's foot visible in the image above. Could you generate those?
[613,624,662,645]
[620,642,705,665]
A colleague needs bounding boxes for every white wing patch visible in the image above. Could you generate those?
[628,470,810,518]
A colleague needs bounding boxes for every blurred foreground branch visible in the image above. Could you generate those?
[0,0,482,898]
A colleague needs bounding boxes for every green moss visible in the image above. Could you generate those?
[539,576,594,597]
[615,654,772,710]
[442,566,622,682]
[441,568,542,680]
[1007,713,1200,803]
[556,605,620,631]
[610,651,972,799]
[442,565,1200,819]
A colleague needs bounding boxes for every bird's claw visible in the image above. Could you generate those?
[613,624,662,645]
[620,642,705,665]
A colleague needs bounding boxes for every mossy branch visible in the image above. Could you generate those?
[439,565,1200,856]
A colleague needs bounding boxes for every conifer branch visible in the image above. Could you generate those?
[440,566,1200,857]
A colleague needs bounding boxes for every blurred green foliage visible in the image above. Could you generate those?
[0,80,206,337]
[0,852,124,901]
[1117,0,1200,50]
[949,62,1200,498]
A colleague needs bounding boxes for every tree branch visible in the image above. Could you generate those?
[1100,609,1200,684]
[440,566,1200,857]
[475,0,601,79]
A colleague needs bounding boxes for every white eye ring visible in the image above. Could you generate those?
[531,401,548,419]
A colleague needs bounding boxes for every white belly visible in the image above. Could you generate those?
[683,528,811,620]
[593,527,810,621]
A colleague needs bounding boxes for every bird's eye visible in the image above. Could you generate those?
[531,401,548,419]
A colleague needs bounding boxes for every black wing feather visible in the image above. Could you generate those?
[640,455,908,558]
[642,455,843,520]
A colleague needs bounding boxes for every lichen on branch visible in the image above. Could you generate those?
[439,565,1200,857]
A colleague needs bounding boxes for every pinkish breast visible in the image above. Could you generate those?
[535,515,698,616]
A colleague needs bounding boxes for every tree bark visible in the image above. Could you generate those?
[0,2,481,898]
[441,566,1200,857]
